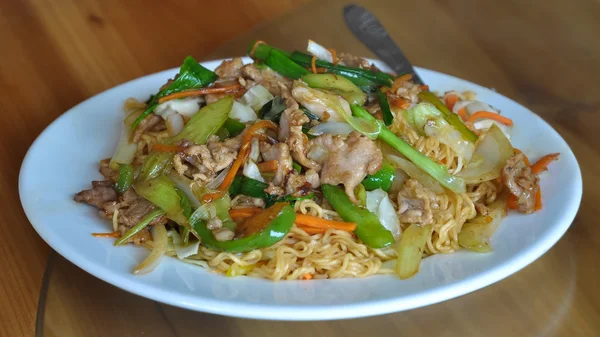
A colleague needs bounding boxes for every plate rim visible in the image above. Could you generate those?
[19,58,583,321]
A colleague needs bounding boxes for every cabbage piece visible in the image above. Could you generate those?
[308,121,355,137]
[239,85,273,112]
[365,189,401,241]
[395,223,432,279]
[110,109,141,169]
[458,197,507,252]
[168,229,200,259]
[457,124,513,184]
[403,103,475,161]
[243,159,265,182]
[230,101,257,123]
[154,97,203,119]
[307,39,334,63]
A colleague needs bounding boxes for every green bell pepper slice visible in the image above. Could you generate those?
[362,161,395,192]
[321,184,394,248]
[191,202,295,253]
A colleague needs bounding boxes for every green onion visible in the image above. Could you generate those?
[377,90,394,126]
[222,118,246,137]
[115,164,134,194]
[114,209,165,246]
[351,104,466,193]
[265,49,310,79]
[418,91,478,143]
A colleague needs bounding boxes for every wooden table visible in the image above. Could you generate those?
[1,0,598,336]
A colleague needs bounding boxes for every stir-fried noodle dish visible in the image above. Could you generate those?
[75,40,559,280]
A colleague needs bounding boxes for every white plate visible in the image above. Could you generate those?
[19,57,582,321]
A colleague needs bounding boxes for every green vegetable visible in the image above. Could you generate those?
[230,175,313,206]
[395,223,432,279]
[351,104,466,193]
[377,90,394,126]
[259,96,287,122]
[362,161,395,192]
[321,184,394,248]
[138,96,232,181]
[115,164,134,194]
[177,189,194,219]
[354,183,367,207]
[292,161,302,173]
[114,209,165,246]
[290,52,393,89]
[133,176,188,227]
[247,41,290,60]
[265,49,310,79]
[418,91,478,143]
[133,56,217,129]
[223,118,245,137]
[301,73,366,105]
[191,202,295,253]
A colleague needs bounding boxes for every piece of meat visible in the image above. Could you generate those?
[501,153,539,214]
[260,142,292,186]
[319,131,383,202]
[264,183,284,196]
[241,64,291,96]
[396,179,435,225]
[338,52,372,69]
[98,189,167,231]
[99,158,118,182]
[74,180,118,208]
[393,81,422,106]
[205,93,228,104]
[231,195,266,209]
[290,85,345,122]
[304,169,320,188]
[278,84,309,140]
[133,114,162,142]
[176,134,240,182]
[215,57,244,79]
[284,173,312,197]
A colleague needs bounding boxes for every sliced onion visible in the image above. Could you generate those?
[168,229,200,259]
[465,101,497,115]
[385,153,444,194]
[166,113,185,136]
[308,122,355,137]
[307,39,334,63]
[110,110,139,168]
[206,166,230,190]
[473,119,512,140]
[457,124,513,184]
[452,99,475,115]
[423,120,475,161]
[230,101,257,123]
[155,97,203,119]
[248,138,260,162]
[243,159,264,182]
[239,85,273,112]
[134,224,167,275]
[458,198,506,253]
[168,172,201,208]
[389,168,409,197]
[395,223,432,279]
[366,189,401,241]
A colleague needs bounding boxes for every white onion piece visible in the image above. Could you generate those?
[166,113,185,136]
[452,100,476,115]
[168,229,200,259]
[110,110,139,167]
[229,101,257,123]
[308,122,355,137]
[248,138,260,162]
[155,97,203,119]
[457,124,513,184]
[473,119,512,140]
[307,39,334,63]
[465,101,497,115]
[385,153,445,194]
[239,85,273,112]
[243,159,264,182]
[423,121,475,161]
[134,224,167,275]
[458,199,506,252]
[206,166,230,190]
[366,189,401,241]
[389,168,409,197]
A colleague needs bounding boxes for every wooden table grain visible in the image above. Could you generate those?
[1,0,598,336]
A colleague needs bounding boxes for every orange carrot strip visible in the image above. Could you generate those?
[157,85,241,104]
[92,231,121,238]
[513,148,531,166]
[295,214,357,231]
[250,40,267,58]
[457,107,468,121]
[152,144,186,153]
[391,74,413,92]
[390,97,411,109]
[531,153,560,174]
[229,208,262,218]
[467,111,514,126]
[311,55,318,74]
[303,273,313,280]
[329,48,338,65]
[201,192,224,203]
[257,160,279,172]
[535,188,542,211]
[444,94,460,110]
[507,194,518,210]
[419,85,430,91]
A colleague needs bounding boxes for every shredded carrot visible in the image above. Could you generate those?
[457,107,468,121]
[513,148,531,166]
[311,55,318,74]
[257,160,279,172]
[295,214,357,231]
[507,194,518,210]
[531,153,560,174]
[250,40,267,58]
[467,111,514,126]
[92,231,121,238]
[445,94,460,111]
[201,192,224,203]
[152,144,186,153]
[329,48,338,65]
[303,273,313,280]
[157,85,241,104]
[391,74,413,92]
[229,208,262,218]
[203,121,279,202]
[535,189,542,211]
[389,96,411,109]
[419,85,430,91]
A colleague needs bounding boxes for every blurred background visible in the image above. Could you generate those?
[1,0,599,336]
